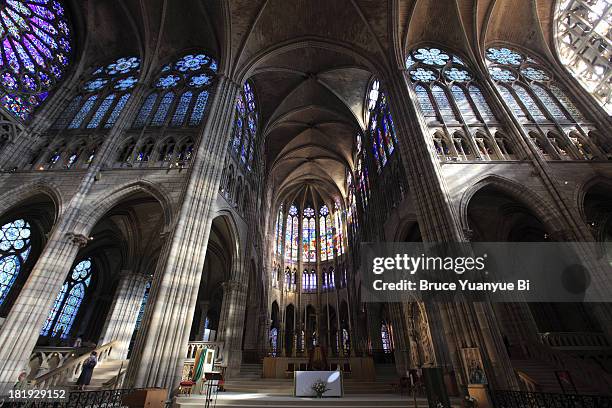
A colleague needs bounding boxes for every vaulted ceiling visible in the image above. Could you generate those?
[69,0,564,203]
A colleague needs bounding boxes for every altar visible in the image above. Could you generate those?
[294,370,343,397]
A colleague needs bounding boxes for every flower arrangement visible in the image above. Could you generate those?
[311,379,330,398]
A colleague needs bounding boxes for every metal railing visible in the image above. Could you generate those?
[538,332,611,350]
[491,390,612,408]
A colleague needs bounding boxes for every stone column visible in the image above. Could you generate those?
[124,76,239,390]
[98,271,149,360]
[386,70,518,390]
[195,301,211,340]
[217,280,248,377]
[0,232,88,393]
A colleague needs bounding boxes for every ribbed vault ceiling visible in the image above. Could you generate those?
[70,0,563,202]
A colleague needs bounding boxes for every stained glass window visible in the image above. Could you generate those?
[486,46,590,123]
[366,80,398,171]
[190,91,209,126]
[68,95,98,129]
[133,93,157,128]
[56,57,140,130]
[274,204,284,255]
[285,205,299,263]
[381,322,393,353]
[40,258,93,338]
[135,53,216,129]
[232,81,258,171]
[150,92,174,127]
[127,280,151,357]
[105,93,131,128]
[270,328,278,356]
[52,96,81,129]
[302,207,316,263]
[334,203,345,255]
[319,205,334,261]
[415,85,436,117]
[0,0,73,121]
[0,219,31,306]
[469,86,495,120]
[407,46,497,126]
[86,94,115,129]
[556,0,611,113]
[170,91,192,127]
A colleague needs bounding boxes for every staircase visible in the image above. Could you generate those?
[68,359,128,390]
[237,363,263,379]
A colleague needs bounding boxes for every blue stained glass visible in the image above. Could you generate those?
[469,86,495,120]
[0,219,31,306]
[550,85,584,120]
[451,85,476,119]
[431,85,456,121]
[156,75,180,89]
[513,85,547,121]
[416,85,436,116]
[170,91,192,127]
[106,57,139,75]
[489,67,517,82]
[521,67,550,82]
[532,84,567,120]
[486,47,523,65]
[497,85,525,118]
[86,93,115,128]
[105,93,130,128]
[414,48,449,65]
[84,78,107,92]
[133,93,157,128]
[114,76,137,91]
[68,95,98,129]
[52,95,81,129]
[40,282,66,336]
[445,67,472,82]
[150,92,174,126]
[41,258,92,339]
[176,54,208,72]
[410,68,437,82]
[189,91,208,126]
[189,74,211,88]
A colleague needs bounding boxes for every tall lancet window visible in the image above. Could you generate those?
[334,201,345,256]
[285,205,299,263]
[0,219,32,306]
[0,0,73,121]
[355,132,370,209]
[231,81,259,171]
[556,0,611,114]
[486,46,605,160]
[40,258,93,339]
[366,79,399,171]
[302,207,316,263]
[319,205,333,261]
[133,53,216,129]
[406,47,509,162]
[53,57,140,131]
[274,204,284,255]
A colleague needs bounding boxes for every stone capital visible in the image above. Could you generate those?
[221,280,246,293]
[65,232,90,248]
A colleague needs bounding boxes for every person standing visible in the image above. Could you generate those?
[76,351,97,390]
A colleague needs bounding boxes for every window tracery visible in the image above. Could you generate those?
[0,0,72,121]
[0,219,31,306]
[231,81,259,171]
[556,0,611,113]
[407,46,512,162]
[486,45,606,160]
[40,258,92,338]
[366,79,399,172]
[53,57,139,130]
[133,53,216,129]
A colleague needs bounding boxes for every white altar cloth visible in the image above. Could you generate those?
[294,370,343,397]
